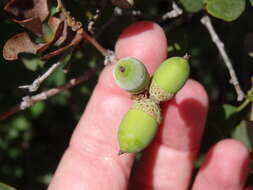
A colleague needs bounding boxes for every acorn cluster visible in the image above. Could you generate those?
[113,57,190,155]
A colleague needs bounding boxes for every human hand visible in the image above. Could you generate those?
[48,21,251,190]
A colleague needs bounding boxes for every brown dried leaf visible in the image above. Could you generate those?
[3,32,44,61]
[4,0,49,21]
[56,20,69,46]
[4,0,49,34]
[41,32,83,60]
[48,17,64,36]
[38,17,64,53]
[17,17,42,35]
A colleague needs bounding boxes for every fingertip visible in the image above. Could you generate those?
[204,139,251,174]
[115,21,168,74]
[213,139,250,159]
[193,139,251,190]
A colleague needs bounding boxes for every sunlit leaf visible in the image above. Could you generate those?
[232,120,253,152]
[0,182,16,190]
[206,0,245,22]
[251,0,253,7]
[179,0,204,12]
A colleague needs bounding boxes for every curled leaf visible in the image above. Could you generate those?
[38,16,64,53]
[47,16,64,41]
[4,0,49,22]
[15,17,42,36]
[41,32,82,60]
[4,0,49,34]
[56,20,68,46]
[3,32,44,61]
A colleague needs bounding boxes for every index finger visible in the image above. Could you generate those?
[48,21,168,190]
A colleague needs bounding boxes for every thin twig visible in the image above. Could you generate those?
[80,30,108,56]
[88,9,100,34]
[56,0,117,65]
[162,1,183,20]
[237,98,250,112]
[0,69,96,121]
[56,0,82,31]
[81,30,117,65]
[201,15,245,101]
[19,47,74,92]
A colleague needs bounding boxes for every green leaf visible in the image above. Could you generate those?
[0,183,16,190]
[11,116,31,131]
[251,0,253,7]
[206,0,245,22]
[22,56,45,71]
[30,102,45,118]
[232,120,253,152]
[42,23,54,43]
[179,0,204,12]
[222,104,238,119]
[47,68,66,86]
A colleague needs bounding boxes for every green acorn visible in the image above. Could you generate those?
[118,98,161,154]
[149,56,190,102]
[113,57,150,94]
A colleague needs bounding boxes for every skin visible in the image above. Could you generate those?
[48,21,252,190]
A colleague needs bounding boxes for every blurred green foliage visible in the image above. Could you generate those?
[0,0,253,189]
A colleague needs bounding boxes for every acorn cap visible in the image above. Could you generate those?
[113,57,150,94]
[149,57,190,102]
[131,98,161,124]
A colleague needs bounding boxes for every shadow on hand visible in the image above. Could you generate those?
[129,97,207,189]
